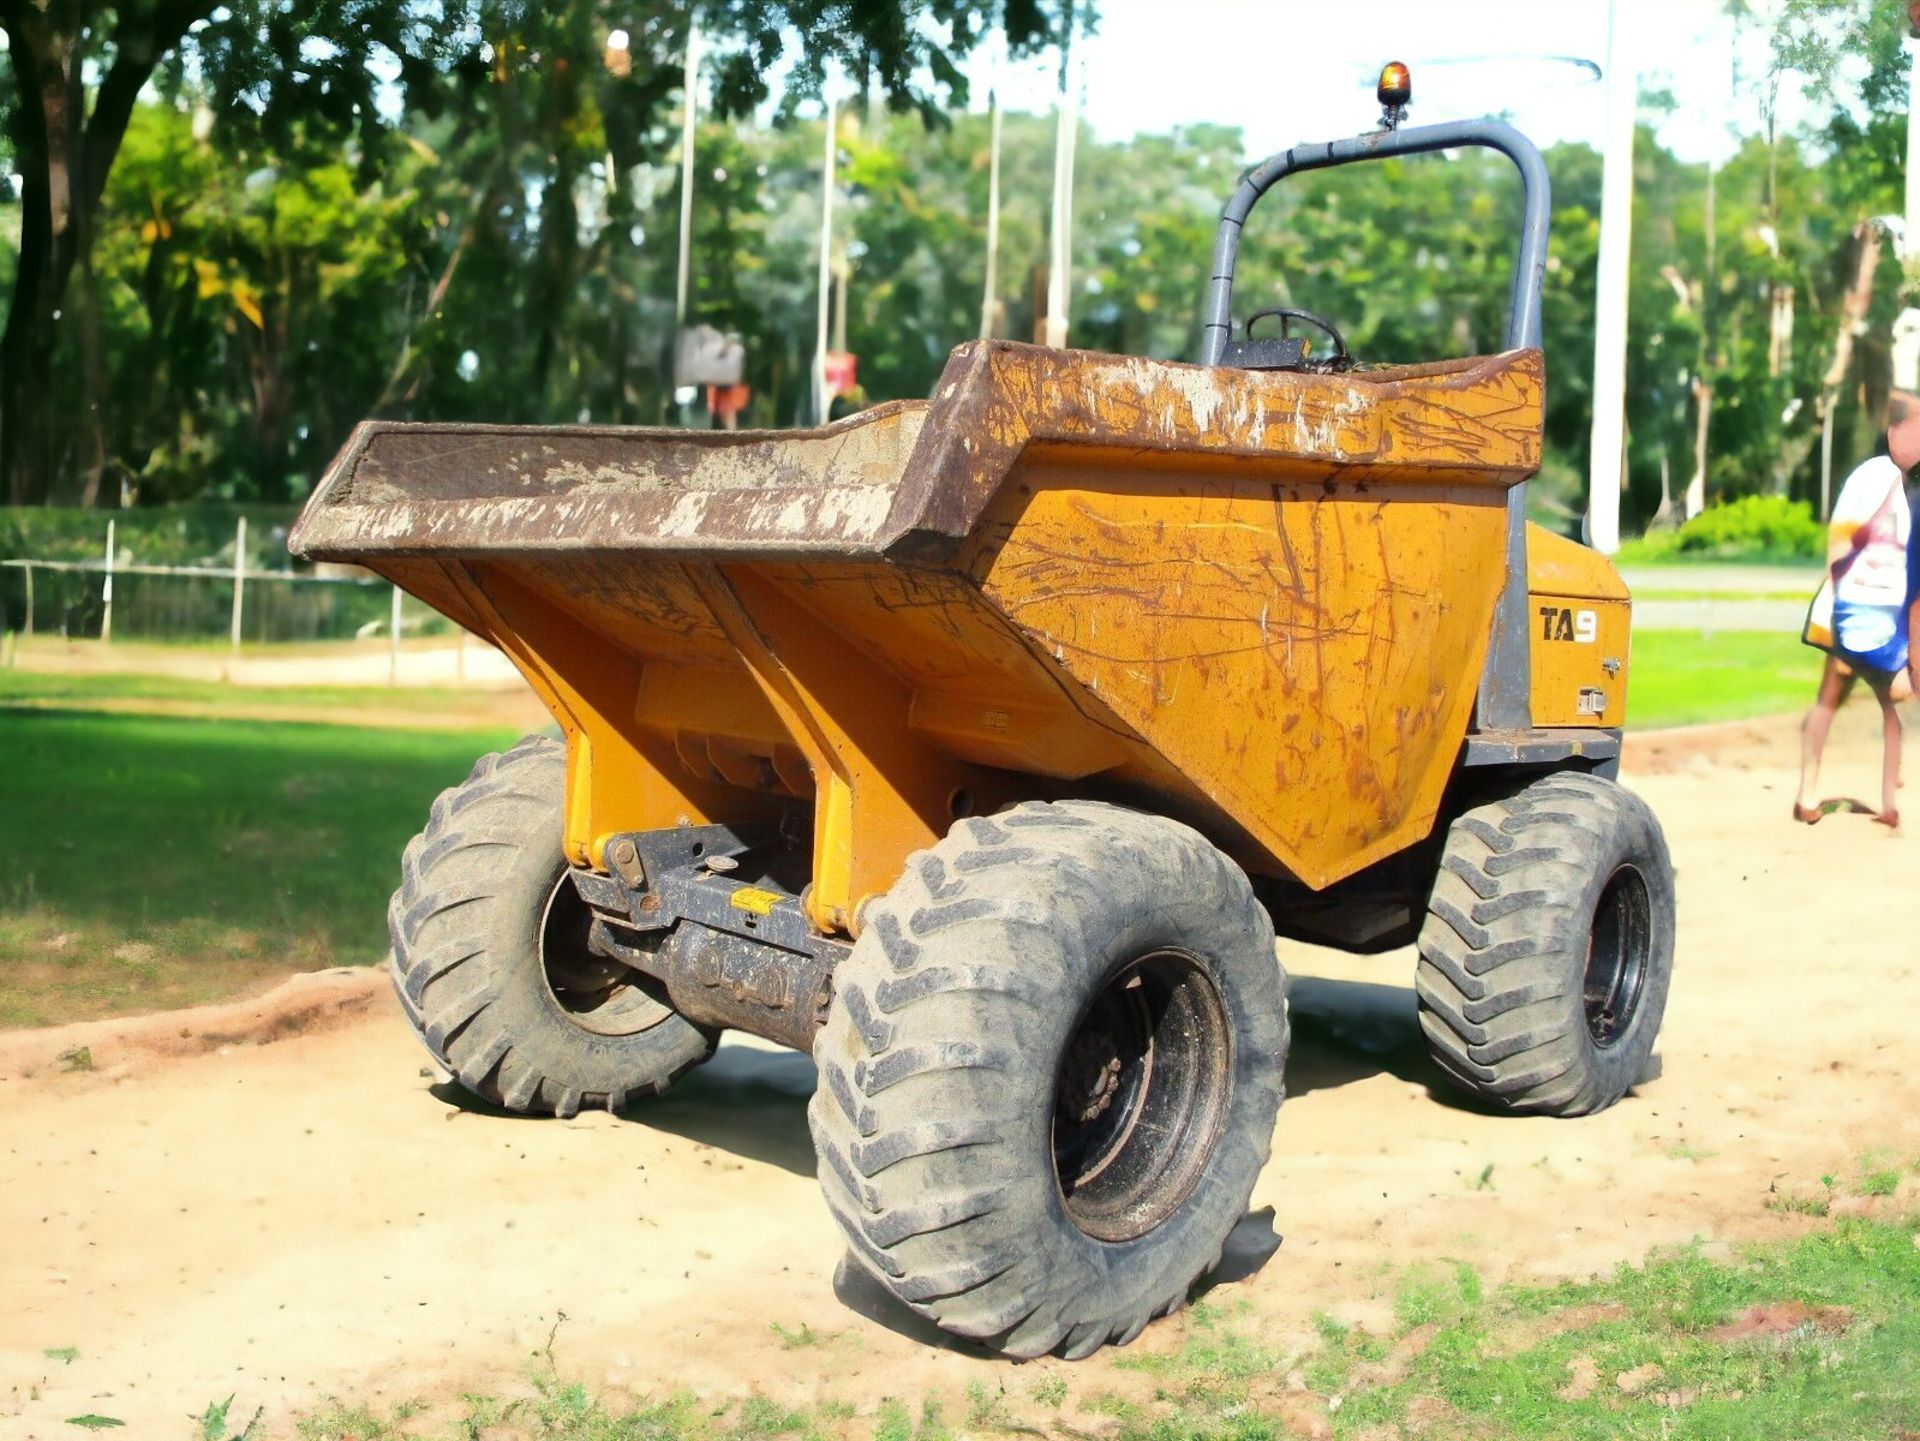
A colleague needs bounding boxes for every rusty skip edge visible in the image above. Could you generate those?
[288,341,1544,567]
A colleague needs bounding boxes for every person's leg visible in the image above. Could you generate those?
[1796,655,1855,819]
[1909,595,1919,699]
[1870,675,1903,826]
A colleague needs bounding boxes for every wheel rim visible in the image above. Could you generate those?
[1583,865,1652,1048]
[1051,949,1232,1243]
[538,873,671,1038]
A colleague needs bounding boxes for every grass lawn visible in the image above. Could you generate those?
[283,1198,1920,1441]
[0,709,514,1027]
[1628,631,1823,730]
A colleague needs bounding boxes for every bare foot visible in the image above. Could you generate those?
[1874,809,1901,830]
[1793,802,1823,825]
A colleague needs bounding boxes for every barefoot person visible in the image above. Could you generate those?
[1796,392,1920,828]
[1911,494,1920,701]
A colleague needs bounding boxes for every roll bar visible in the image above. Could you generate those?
[1196,119,1552,366]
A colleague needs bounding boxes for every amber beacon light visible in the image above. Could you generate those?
[1377,61,1411,129]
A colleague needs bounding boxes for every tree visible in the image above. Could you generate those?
[0,0,1075,505]
[0,0,477,503]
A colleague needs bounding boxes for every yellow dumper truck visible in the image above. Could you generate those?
[292,77,1672,1360]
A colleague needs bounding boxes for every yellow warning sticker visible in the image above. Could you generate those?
[729,886,783,916]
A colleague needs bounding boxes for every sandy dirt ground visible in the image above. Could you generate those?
[8,635,528,690]
[3,704,1918,1438]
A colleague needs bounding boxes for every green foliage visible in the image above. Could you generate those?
[1029,1375,1068,1408]
[1348,1217,1920,1438]
[1766,1189,1831,1217]
[1394,1261,1484,1330]
[1618,496,1825,563]
[872,1398,913,1441]
[0,504,297,568]
[199,1395,264,1441]
[1858,1170,1900,1198]
[0,1,1075,506]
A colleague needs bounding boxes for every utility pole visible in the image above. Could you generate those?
[1044,24,1081,350]
[980,80,1003,339]
[1896,5,1920,399]
[832,239,849,357]
[1587,0,1635,554]
[1908,6,1920,251]
[675,19,700,329]
[1685,156,1714,521]
[814,96,838,424]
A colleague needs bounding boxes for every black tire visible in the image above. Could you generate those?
[1416,771,1675,1117]
[389,735,716,1118]
[808,800,1288,1360]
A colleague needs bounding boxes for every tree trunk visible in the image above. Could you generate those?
[1819,221,1881,401]
[0,11,75,505]
[0,1,209,504]
[1687,376,1711,518]
[529,158,580,414]
[1811,222,1884,514]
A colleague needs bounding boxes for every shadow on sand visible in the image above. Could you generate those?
[1285,974,1495,1115]
[639,1041,820,1176]
[832,1206,1288,1356]
[425,973,1479,1175]
[425,1039,821,1174]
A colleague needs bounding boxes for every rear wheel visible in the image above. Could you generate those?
[808,801,1288,1359]
[390,735,715,1117]
[1416,772,1675,1116]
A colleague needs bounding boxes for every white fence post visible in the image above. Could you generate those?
[1,554,394,651]
[230,515,248,654]
[101,519,116,643]
[389,584,403,685]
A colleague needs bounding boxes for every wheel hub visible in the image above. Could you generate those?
[1583,864,1652,1048]
[1051,950,1232,1243]
[538,874,671,1038]
[1058,1030,1126,1124]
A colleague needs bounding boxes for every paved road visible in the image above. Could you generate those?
[1619,563,1819,598]
[1631,598,1807,632]
[1621,563,1818,633]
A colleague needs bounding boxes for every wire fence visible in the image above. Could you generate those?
[0,507,451,650]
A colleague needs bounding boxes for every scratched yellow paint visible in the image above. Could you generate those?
[974,471,1509,888]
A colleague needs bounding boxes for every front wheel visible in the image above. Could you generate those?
[1416,772,1675,1117]
[808,801,1289,1360]
[389,735,716,1117]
